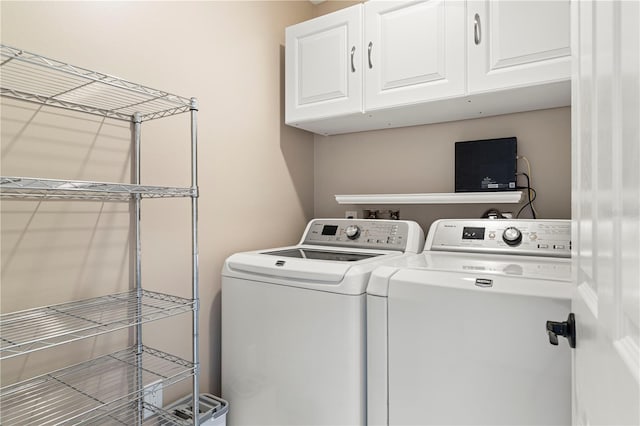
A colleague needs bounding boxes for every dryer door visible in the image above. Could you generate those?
[386,269,571,425]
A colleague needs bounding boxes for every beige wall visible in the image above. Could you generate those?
[313,0,362,16]
[314,107,572,232]
[308,1,571,230]
[0,0,572,407]
[0,0,315,399]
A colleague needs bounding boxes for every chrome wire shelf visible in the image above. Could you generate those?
[0,44,193,122]
[0,346,195,425]
[0,290,195,359]
[87,401,190,426]
[1,44,201,425]
[0,176,196,201]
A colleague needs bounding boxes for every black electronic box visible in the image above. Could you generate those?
[455,137,517,192]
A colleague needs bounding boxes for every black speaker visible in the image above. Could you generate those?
[455,137,517,192]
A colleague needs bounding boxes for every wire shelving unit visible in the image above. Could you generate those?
[0,177,196,201]
[0,346,194,425]
[0,44,192,122]
[0,44,200,425]
[90,401,193,426]
[0,290,195,359]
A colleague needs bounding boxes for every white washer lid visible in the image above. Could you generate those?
[226,251,351,283]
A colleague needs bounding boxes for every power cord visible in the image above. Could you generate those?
[479,156,538,219]
[516,172,537,218]
[517,156,538,217]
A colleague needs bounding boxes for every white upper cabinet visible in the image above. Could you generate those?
[364,0,465,110]
[285,0,571,135]
[285,5,363,124]
[467,0,571,93]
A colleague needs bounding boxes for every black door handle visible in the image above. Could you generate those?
[546,313,576,348]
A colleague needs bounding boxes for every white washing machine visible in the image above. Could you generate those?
[367,219,573,426]
[221,218,424,426]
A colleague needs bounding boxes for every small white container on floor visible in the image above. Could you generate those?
[165,393,228,425]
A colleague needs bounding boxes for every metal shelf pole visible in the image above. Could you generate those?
[134,112,144,426]
[190,98,200,426]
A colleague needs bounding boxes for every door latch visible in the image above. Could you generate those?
[546,313,576,348]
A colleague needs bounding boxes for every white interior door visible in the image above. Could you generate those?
[571,0,640,424]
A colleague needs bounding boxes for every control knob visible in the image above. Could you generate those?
[502,227,523,246]
[345,225,361,240]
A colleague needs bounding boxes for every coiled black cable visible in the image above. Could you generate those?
[516,172,537,218]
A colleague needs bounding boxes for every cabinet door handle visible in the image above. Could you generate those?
[351,46,356,72]
[474,13,482,45]
[368,42,373,69]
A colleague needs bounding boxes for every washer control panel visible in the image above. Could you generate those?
[427,219,571,258]
[303,219,410,251]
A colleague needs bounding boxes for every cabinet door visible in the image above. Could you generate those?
[285,4,362,125]
[467,0,571,93]
[364,0,465,111]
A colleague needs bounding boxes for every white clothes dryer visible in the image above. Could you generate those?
[367,219,573,426]
[221,219,424,426]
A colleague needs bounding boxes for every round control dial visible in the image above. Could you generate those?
[502,227,523,246]
[345,225,361,240]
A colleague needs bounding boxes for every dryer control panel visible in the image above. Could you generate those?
[426,219,571,258]
[302,219,423,253]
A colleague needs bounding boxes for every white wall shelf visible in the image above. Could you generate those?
[335,191,524,205]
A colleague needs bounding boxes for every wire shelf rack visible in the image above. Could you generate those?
[0,290,195,360]
[1,44,201,425]
[0,176,196,201]
[87,401,190,426]
[0,346,195,425]
[0,44,193,122]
